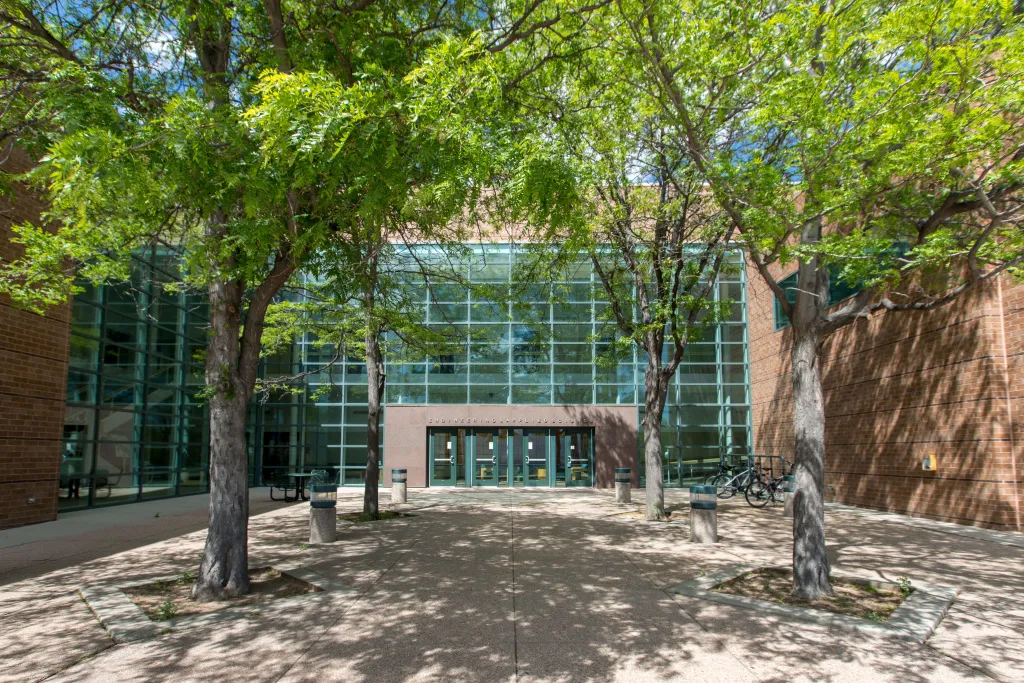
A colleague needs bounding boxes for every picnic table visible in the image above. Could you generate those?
[286,472,314,501]
[269,471,331,502]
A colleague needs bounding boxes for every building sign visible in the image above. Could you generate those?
[426,415,593,426]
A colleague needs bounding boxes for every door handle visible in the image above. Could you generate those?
[450,455,456,465]
[492,455,497,464]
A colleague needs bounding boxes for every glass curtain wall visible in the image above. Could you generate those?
[638,272,752,487]
[386,243,636,406]
[61,246,210,510]
[385,243,751,487]
[251,341,383,488]
[63,242,751,498]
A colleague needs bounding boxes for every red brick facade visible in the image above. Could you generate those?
[748,262,1023,531]
[0,149,72,529]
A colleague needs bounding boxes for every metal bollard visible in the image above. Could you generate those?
[689,485,718,543]
[783,475,795,518]
[309,482,338,544]
[614,468,631,504]
[391,468,408,505]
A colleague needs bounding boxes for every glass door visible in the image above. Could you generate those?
[561,429,593,487]
[429,428,462,486]
[471,429,508,486]
[518,429,550,486]
[433,427,591,488]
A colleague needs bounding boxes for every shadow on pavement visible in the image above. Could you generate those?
[2,492,1020,682]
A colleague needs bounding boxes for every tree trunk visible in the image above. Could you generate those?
[193,277,250,601]
[364,327,383,516]
[642,352,669,521]
[790,330,833,600]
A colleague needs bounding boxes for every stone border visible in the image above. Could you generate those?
[80,559,358,644]
[667,564,958,644]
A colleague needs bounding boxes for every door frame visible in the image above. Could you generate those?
[516,428,551,487]
[427,428,461,486]
[468,428,508,487]
[559,428,594,487]
[428,426,596,488]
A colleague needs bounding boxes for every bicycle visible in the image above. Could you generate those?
[703,462,732,485]
[745,468,785,507]
[709,463,758,499]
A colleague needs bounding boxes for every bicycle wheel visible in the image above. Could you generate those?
[712,474,735,499]
[745,478,771,507]
[708,475,733,497]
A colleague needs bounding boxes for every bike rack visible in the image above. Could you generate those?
[714,453,791,478]
[751,454,789,479]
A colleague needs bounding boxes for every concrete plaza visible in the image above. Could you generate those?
[2,488,1023,682]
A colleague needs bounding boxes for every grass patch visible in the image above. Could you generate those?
[124,567,319,622]
[713,568,911,622]
[339,510,411,523]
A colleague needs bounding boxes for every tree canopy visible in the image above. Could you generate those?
[592,0,1024,597]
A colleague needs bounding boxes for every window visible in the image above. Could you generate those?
[773,268,863,331]
[61,246,210,510]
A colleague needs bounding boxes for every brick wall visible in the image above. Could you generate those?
[747,261,1023,531]
[0,149,71,529]
[998,277,1024,529]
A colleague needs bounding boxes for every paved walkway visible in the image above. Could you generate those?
[2,488,1023,682]
[0,489,297,586]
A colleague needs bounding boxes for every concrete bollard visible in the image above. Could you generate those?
[689,485,718,543]
[309,479,338,544]
[614,468,631,504]
[391,468,408,505]
[783,475,795,518]
[310,507,337,544]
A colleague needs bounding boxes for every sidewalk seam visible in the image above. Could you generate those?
[611,530,760,681]
[510,490,519,683]
[271,505,450,683]
[926,645,1003,682]
[39,641,117,682]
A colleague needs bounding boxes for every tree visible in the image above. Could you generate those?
[241,13,486,517]
[241,33,485,515]
[495,30,736,519]
[258,241,471,516]
[0,0,328,600]
[566,180,735,523]
[0,0,503,593]
[247,0,610,514]
[605,0,1023,597]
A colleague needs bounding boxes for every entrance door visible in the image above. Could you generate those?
[430,427,594,488]
[472,429,508,486]
[429,429,464,486]
[515,429,550,486]
[559,429,593,487]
